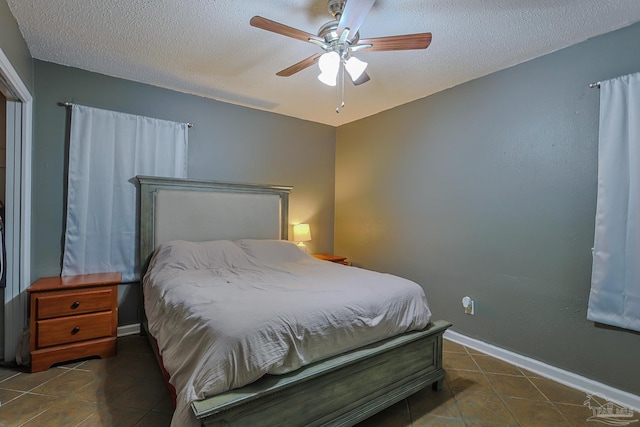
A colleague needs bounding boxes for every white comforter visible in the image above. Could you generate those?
[143,239,432,427]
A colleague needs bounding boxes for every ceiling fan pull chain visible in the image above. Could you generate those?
[335,74,340,113]
[336,63,346,113]
[341,64,346,108]
[335,66,341,113]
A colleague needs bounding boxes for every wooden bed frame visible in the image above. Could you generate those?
[136,175,451,426]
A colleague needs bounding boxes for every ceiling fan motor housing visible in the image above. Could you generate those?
[318,21,360,47]
[328,0,347,19]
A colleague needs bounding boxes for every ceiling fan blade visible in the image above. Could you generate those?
[351,71,370,86]
[357,33,432,51]
[337,0,375,36]
[250,16,323,44]
[276,53,322,77]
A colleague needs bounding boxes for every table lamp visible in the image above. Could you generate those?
[293,224,311,253]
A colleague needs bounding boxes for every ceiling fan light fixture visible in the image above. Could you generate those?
[345,56,368,81]
[250,0,434,111]
[318,51,340,86]
[318,70,338,86]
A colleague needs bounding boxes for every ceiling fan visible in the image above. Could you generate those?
[250,0,432,91]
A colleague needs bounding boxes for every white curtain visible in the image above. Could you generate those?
[62,105,188,282]
[588,72,640,332]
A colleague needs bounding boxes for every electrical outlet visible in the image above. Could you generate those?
[462,296,475,315]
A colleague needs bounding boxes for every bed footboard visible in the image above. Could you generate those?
[192,320,451,427]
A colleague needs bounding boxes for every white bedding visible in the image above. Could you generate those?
[143,239,432,427]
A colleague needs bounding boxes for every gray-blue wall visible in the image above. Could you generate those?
[32,60,336,325]
[335,22,640,395]
[0,0,33,92]
[12,0,640,396]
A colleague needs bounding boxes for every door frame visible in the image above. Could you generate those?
[0,48,32,361]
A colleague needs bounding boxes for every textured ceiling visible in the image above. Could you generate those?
[7,0,640,126]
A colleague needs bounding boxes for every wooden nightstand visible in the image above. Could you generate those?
[27,272,121,372]
[313,254,351,265]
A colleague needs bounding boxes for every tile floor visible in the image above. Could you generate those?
[0,336,636,426]
[0,335,173,426]
[357,339,640,427]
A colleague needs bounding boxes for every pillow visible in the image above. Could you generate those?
[149,239,251,271]
[236,239,309,264]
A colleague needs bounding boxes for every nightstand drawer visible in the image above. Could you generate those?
[35,288,114,319]
[37,311,114,348]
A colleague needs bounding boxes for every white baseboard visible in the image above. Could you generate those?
[444,329,640,412]
[117,323,141,337]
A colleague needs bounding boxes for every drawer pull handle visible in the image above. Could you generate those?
[71,326,80,335]
[71,301,80,309]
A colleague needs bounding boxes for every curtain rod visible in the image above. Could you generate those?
[589,82,601,89]
[60,101,194,128]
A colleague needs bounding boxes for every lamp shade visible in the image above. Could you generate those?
[345,56,368,81]
[293,224,312,242]
[318,51,340,86]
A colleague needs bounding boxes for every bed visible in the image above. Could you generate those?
[136,175,451,427]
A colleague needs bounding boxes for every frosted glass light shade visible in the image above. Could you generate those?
[318,71,337,86]
[318,52,340,86]
[345,56,368,80]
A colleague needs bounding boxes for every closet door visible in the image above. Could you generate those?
[0,48,33,362]
[4,99,29,361]
[0,92,5,352]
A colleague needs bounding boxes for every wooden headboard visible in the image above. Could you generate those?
[136,176,292,273]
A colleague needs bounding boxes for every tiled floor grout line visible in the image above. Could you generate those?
[516,360,584,426]
[464,346,525,427]
[0,389,26,408]
[73,412,96,427]
[18,406,51,427]
[13,367,71,394]
[550,400,577,426]
[443,347,506,426]
[0,384,61,396]
[0,371,23,384]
